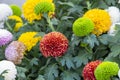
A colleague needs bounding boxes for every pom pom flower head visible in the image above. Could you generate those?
[10,4,22,16]
[106,6,120,24]
[5,41,26,64]
[83,9,112,36]
[73,17,94,36]
[0,3,13,22]
[18,32,41,51]
[22,0,55,23]
[40,32,68,57]
[118,69,120,79]
[9,15,23,31]
[82,60,102,80]
[94,61,119,80]
[0,29,13,46]
[34,1,55,15]
[0,60,17,80]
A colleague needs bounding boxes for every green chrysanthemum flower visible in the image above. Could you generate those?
[10,5,22,16]
[73,17,94,36]
[94,61,119,80]
[34,2,55,15]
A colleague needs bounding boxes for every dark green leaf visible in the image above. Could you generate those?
[44,64,58,80]
[74,50,92,68]
[61,71,80,80]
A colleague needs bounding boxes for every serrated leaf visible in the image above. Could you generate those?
[58,1,74,7]
[35,75,45,80]
[44,64,58,80]
[83,34,99,48]
[60,55,75,69]
[98,34,109,45]
[74,50,92,68]
[51,18,58,25]
[104,0,116,5]
[16,66,27,79]
[0,77,4,80]
[35,32,45,37]
[91,0,108,8]
[61,71,80,80]
[30,58,39,66]
[109,45,120,57]
[104,55,120,65]
[61,16,73,20]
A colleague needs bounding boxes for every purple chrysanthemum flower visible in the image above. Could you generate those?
[5,41,26,64]
[0,29,13,46]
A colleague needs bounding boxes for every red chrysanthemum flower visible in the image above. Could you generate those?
[82,60,102,80]
[40,32,68,57]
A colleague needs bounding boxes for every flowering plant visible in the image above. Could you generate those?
[1,0,120,80]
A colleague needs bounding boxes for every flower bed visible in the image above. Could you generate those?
[0,0,120,80]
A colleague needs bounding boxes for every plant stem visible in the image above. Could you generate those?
[47,17,55,31]
[85,46,92,54]
[5,21,13,31]
[40,58,51,71]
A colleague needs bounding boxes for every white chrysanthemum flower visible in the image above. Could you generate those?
[0,3,13,22]
[106,6,120,23]
[0,60,17,80]
[0,22,4,29]
[108,23,120,36]
[118,70,120,78]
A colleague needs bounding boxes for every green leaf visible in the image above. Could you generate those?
[91,0,108,9]
[35,75,45,80]
[104,0,116,5]
[83,34,99,48]
[104,55,120,65]
[35,32,45,37]
[74,49,92,68]
[0,77,4,80]
[61,16,73,20]
[58,1,74,7]
[16,66,27,80]
[59,55,75,69]
[61,71,80,80]
[109,45,120,57]
[44,64,58,80]
[51,18,58,25]
[30,58,39,66]
[98,34,109,45]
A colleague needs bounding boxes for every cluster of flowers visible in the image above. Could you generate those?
[73,6,120,36]
[82,60,120,80]
[0,0,120,80]
[72,6,120,80]
[0,0,69,80]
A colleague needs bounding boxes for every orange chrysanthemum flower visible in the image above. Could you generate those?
[40,32,68,57]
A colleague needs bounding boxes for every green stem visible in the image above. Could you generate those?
[85,46,92,54]
[40,58,51,71]
[47,17,55,31]
[5,21,13,31]
[24,57,30,62]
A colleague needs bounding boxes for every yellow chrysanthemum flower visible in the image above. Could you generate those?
[22,0,54,23]
[9,15,23,31]
[18,32,41,51]
[83,9,112,36]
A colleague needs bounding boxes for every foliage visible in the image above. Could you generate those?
[1,0,120,80]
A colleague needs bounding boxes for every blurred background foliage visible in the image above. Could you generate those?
[1,0,120,80]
